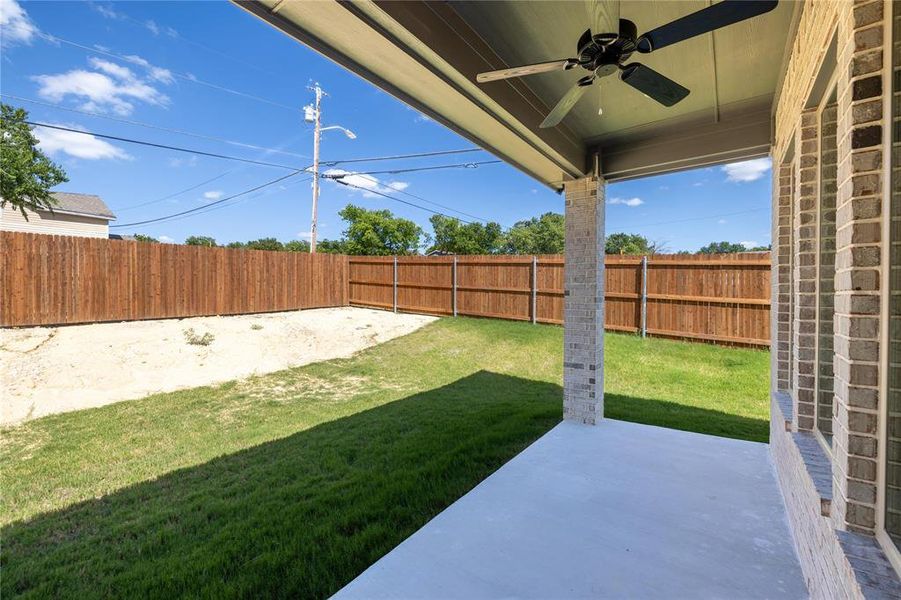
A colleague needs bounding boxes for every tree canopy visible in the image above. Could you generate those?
[185,236,217,247]
[244,238,284,252]
[697,241,770,254]
[283,240,310,252]
[605,233,663,255]
[133,234,159,243]
[338,204,423,255]
[427,214,504,255]
[502,212,564,255]
[0,103,68,218]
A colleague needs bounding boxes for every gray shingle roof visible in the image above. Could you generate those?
[48,192,115,220]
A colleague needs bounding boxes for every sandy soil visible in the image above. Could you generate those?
[1,307,436,426]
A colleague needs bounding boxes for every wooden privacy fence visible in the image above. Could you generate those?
[1,232,770,346]
[349,253,771,346]
[1,231,348,327]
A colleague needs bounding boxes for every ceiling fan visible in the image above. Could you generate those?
[475,0,779,128]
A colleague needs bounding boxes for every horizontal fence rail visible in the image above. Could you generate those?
[350,253,771,346]
[1,232,348,327]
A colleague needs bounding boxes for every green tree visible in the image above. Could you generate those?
[338,204,423,255]
[427,214,503,255]
[697,241,761,254]
[284,240,311,252]
[245,238,284,251]
[185,236,217,247]
[502,212,564,255]
[605,233,661,255]
[0,103,68,218]
[315,239,347,254]
[225,241,245,249]
[133,234,159,243]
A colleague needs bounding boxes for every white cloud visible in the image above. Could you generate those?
[32,56,171,116]
[203,190,223,200]
[717,219,727,225]
[168,156,198,168]
[34,122,131,160]
[158,235,174,243]
[722,157,772,183]
[88,57,134,80]
[322,168,410,198]
[607,197,644,207]
[91,3,123,19]
[145,19,160,35]
[121,54,174,84]
[1,0,37,46]
[740,240,759,249]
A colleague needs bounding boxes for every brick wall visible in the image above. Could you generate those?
[774,163,794,394]
[562,177,604,425]
[794,108,820,432]
[817,102,838,439]
[771,0,899,594]
[830,0,886,536]
[770,398,866,599]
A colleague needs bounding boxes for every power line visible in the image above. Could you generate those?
[26,121,305,170]
[116,170,235,212]
[334,179,475,224]
[26,121,494,174]
[111,172,309,228]
[322,148,486,166]
[611,207,769,230]
[39,32,299,113]
[90,5,283,79]
[326,160,503,176]
[4,94,309,160]
[348,172,489,223]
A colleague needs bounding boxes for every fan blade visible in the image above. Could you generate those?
[540,79,592,128]
[476,60,573,83]
[636,0,778,53]
[620,63,689,107]
[590,0,620,38]
[576,29,593,55]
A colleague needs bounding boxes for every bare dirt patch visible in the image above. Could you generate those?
[1,307,436,426]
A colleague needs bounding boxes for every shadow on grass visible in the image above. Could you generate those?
[2,374,769,599]
[2,371,561,599]
[605,393,770,443]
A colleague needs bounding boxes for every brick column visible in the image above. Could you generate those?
[793,109,819,431]
[830,0,886,534]
[773,163,794,394]
[563,176,604,425]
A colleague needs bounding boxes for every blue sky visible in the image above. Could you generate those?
[2,0,772,251]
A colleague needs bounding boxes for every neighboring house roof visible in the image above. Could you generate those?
[45,192,116,220]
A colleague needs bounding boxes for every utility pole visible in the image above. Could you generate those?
[308,84,323,253]
[305,84,356,254]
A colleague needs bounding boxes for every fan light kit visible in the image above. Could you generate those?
[475,0,779,128]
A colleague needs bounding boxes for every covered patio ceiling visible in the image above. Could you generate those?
[235,0,799,188]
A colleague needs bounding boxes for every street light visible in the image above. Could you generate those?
[307,84,356,253]
[321,125,356,140]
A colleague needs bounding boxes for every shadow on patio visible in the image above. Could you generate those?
[2,370,771,598]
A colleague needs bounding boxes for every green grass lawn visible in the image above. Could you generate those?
[1,317,769,599]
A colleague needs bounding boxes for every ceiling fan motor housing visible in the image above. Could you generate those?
[577,19,638,78]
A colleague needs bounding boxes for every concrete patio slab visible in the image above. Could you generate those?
[335,419,807,599]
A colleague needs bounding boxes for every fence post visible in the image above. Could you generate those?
[531,255,538,324]
[640,255,648,338]
[393,256,398,313]
[452,255,458,317]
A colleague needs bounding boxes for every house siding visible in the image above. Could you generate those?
[0,205,110,239]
